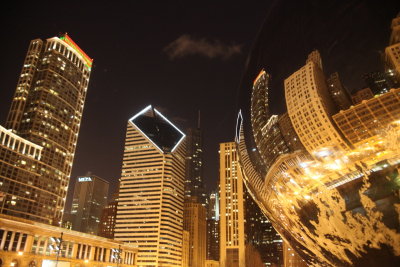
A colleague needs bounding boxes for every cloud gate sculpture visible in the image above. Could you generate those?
[236,2,400,266]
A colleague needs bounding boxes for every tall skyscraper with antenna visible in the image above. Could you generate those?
[184,111,206,205]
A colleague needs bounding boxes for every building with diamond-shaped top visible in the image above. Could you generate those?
[114,105,186,266]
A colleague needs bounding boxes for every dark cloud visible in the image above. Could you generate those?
[164,34,242,60]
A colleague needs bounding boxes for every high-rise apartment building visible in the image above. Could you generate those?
[185,125,206,205]
[114,105,186,267]
[70,173,109,235]
[98,192,118,239]
[284,50,349,155]
[251,70,270,155]
[219,142,245,267]
[184,197,206,267]
[0,34,92,225]
[0,126,43,217]
[251,70,290,171]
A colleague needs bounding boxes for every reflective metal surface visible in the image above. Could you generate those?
[236,1,400,266]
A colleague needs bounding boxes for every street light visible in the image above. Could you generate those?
[48,232,63,267]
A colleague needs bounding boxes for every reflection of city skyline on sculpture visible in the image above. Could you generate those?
[237,9,400,267]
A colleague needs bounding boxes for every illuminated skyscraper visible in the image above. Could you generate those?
[284,50,349,155]
[114,105,186,267]
[0,34,92,225]
[219,142,245,267]
[70,173,109,235]
[251,70,303,174]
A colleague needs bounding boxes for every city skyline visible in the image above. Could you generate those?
[0,2,399,266]
[1,2,398,199]
[0,2,271,199]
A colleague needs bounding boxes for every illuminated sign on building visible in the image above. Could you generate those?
[78,177,92,182]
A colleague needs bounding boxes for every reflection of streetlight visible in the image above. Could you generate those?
[49,232,63,267]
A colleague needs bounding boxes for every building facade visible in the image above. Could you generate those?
[98,193,118,239]
[70,174,109,235]
[0,126,43,220]
[0,214,138,267]
[351,87,374,104]
[284,50,349,155]
[244,189,283,266]
[0,34,92,225]
[114,105,186,266]
[326,72,352,111]
[363,71,398,95]
[182,230,190,267]
[184,126,206,205]
[183,197,206,267]
[206,191,219,261]
[332,88,400,145]
[283,241,308,267]
[219,142,245,267]
[206,219,219,262]
[277,113,306,153]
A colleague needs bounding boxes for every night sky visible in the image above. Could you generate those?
[0,1,399,209]
[0,1,271,206]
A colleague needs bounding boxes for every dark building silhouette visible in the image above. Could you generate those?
[326,72,352,111]
[206,192,220,261]
[185,118,206,205]
[363,71,398,95]
[351,87,374,104]
[244,188,283,266]
[70,173,109,235]
[98,193,118,239]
